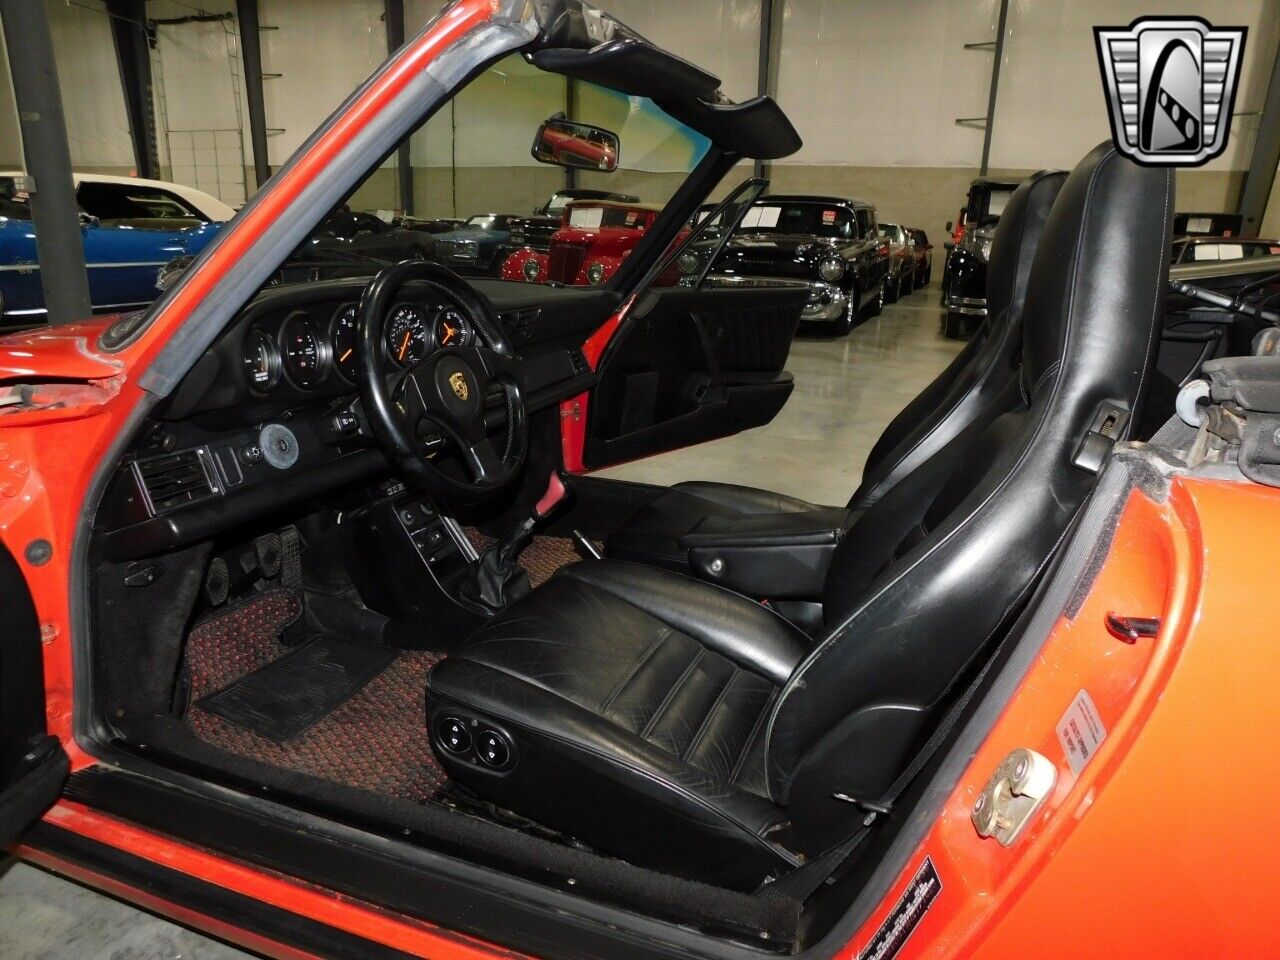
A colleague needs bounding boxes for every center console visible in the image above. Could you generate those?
[348,480,489,642]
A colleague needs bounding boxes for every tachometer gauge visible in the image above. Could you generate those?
[243,328,281,392]
[434,308,473,349]
[386,303,430,366]
[330,303,359,382]
[280,312,330,389]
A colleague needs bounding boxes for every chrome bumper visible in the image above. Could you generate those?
[946,294,987,317]
[800,281,848,322]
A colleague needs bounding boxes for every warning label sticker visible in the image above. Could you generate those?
[1056,689,1107,775]
[856,858,941,960]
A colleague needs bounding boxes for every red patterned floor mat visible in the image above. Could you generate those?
[183,590,447,801]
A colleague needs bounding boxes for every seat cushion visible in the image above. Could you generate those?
[605,480,831,573]
[426,560,807,888]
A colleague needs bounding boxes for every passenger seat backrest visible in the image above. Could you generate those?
[768,144,1173,852]
[851,170,1066,509]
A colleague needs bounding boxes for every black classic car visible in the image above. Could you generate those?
[505,188,639,252]
[941,177,1019,338]
[683,194,890,334]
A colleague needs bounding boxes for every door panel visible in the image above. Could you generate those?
[0,543,67,846]
[583,284,804,469]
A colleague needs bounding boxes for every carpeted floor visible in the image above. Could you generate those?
[182,589,448,801]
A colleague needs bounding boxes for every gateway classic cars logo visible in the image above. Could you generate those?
[1095,17,1246,167]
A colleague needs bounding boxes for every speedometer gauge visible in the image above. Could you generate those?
[330,303,359,382]
[280,312,329,389]
[386,303,430,366]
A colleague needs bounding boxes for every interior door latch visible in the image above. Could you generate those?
[971,748,1057,846]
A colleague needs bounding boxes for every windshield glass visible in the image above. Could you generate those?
[241,54,711,292]
[738,201,855,239]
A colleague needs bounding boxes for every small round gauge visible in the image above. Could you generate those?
[243,327,281,392]
[434,307,473,349]
[386,303,430,366]
[330,303,359,382]
[279,312,330,389]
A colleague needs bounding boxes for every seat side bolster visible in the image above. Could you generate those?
[427,658,799,885]
[559,561,809,685]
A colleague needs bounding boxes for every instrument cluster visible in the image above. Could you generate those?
[241,298,477,394]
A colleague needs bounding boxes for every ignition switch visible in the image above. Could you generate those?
[971,747,1057,846]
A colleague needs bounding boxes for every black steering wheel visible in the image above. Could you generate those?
[356,260,528,504]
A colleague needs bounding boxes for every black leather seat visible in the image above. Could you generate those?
[604,168,1068,581]
[427,145,1172,890]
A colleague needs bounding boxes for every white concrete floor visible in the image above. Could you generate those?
[0,283,958,960]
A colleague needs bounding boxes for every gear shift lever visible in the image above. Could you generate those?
[461,474,569,614]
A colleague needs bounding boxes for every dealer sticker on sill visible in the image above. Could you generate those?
[856,858,941,960]
[1056,689,1107,775]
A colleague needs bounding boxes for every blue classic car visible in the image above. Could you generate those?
[429,213,517,275]
[0,173,233,325]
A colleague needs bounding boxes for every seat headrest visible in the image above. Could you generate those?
[1021,142,1174,397]
[985,169,1067,327]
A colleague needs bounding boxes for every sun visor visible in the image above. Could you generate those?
[528,39,801,161]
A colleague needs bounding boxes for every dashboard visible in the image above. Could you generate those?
[99,277,616,561]
[243,296,481,394]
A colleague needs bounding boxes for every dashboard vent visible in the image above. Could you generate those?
[499,307,540,340]
[134,448,216,515]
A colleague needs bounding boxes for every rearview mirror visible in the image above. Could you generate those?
[532,116,619,172]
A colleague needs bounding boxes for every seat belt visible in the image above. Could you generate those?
[764,624,1013,902]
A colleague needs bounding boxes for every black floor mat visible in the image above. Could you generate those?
[198,636,397,742]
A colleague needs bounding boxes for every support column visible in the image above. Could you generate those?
[979,0,1010,177]
[1238,36,1280,237]
[0,0,91,325]
[384,0,414,214]
[105,0,158,179]
[754,0,784,180]
[236,0,271,190]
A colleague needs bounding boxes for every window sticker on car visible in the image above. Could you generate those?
[625,211,638,226]
[1056,689,1107,776]
[568,206,604,229]
[823,209,837,224]
[741,205,782,228]
[856,857,941,960]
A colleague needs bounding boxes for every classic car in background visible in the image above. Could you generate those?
[0,171,231,324]
[1172,236,1280,264]
[908,227,932,287]
[941,176,1019,338]
[688,195,889,333]
[429,214,518,275]
[1174,211,1244,238]
[502,199,684,286]
[877,221,914,302]
[505,188,639,253]
[306,205,441,264]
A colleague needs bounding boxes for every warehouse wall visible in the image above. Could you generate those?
[0,0,1277,240]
